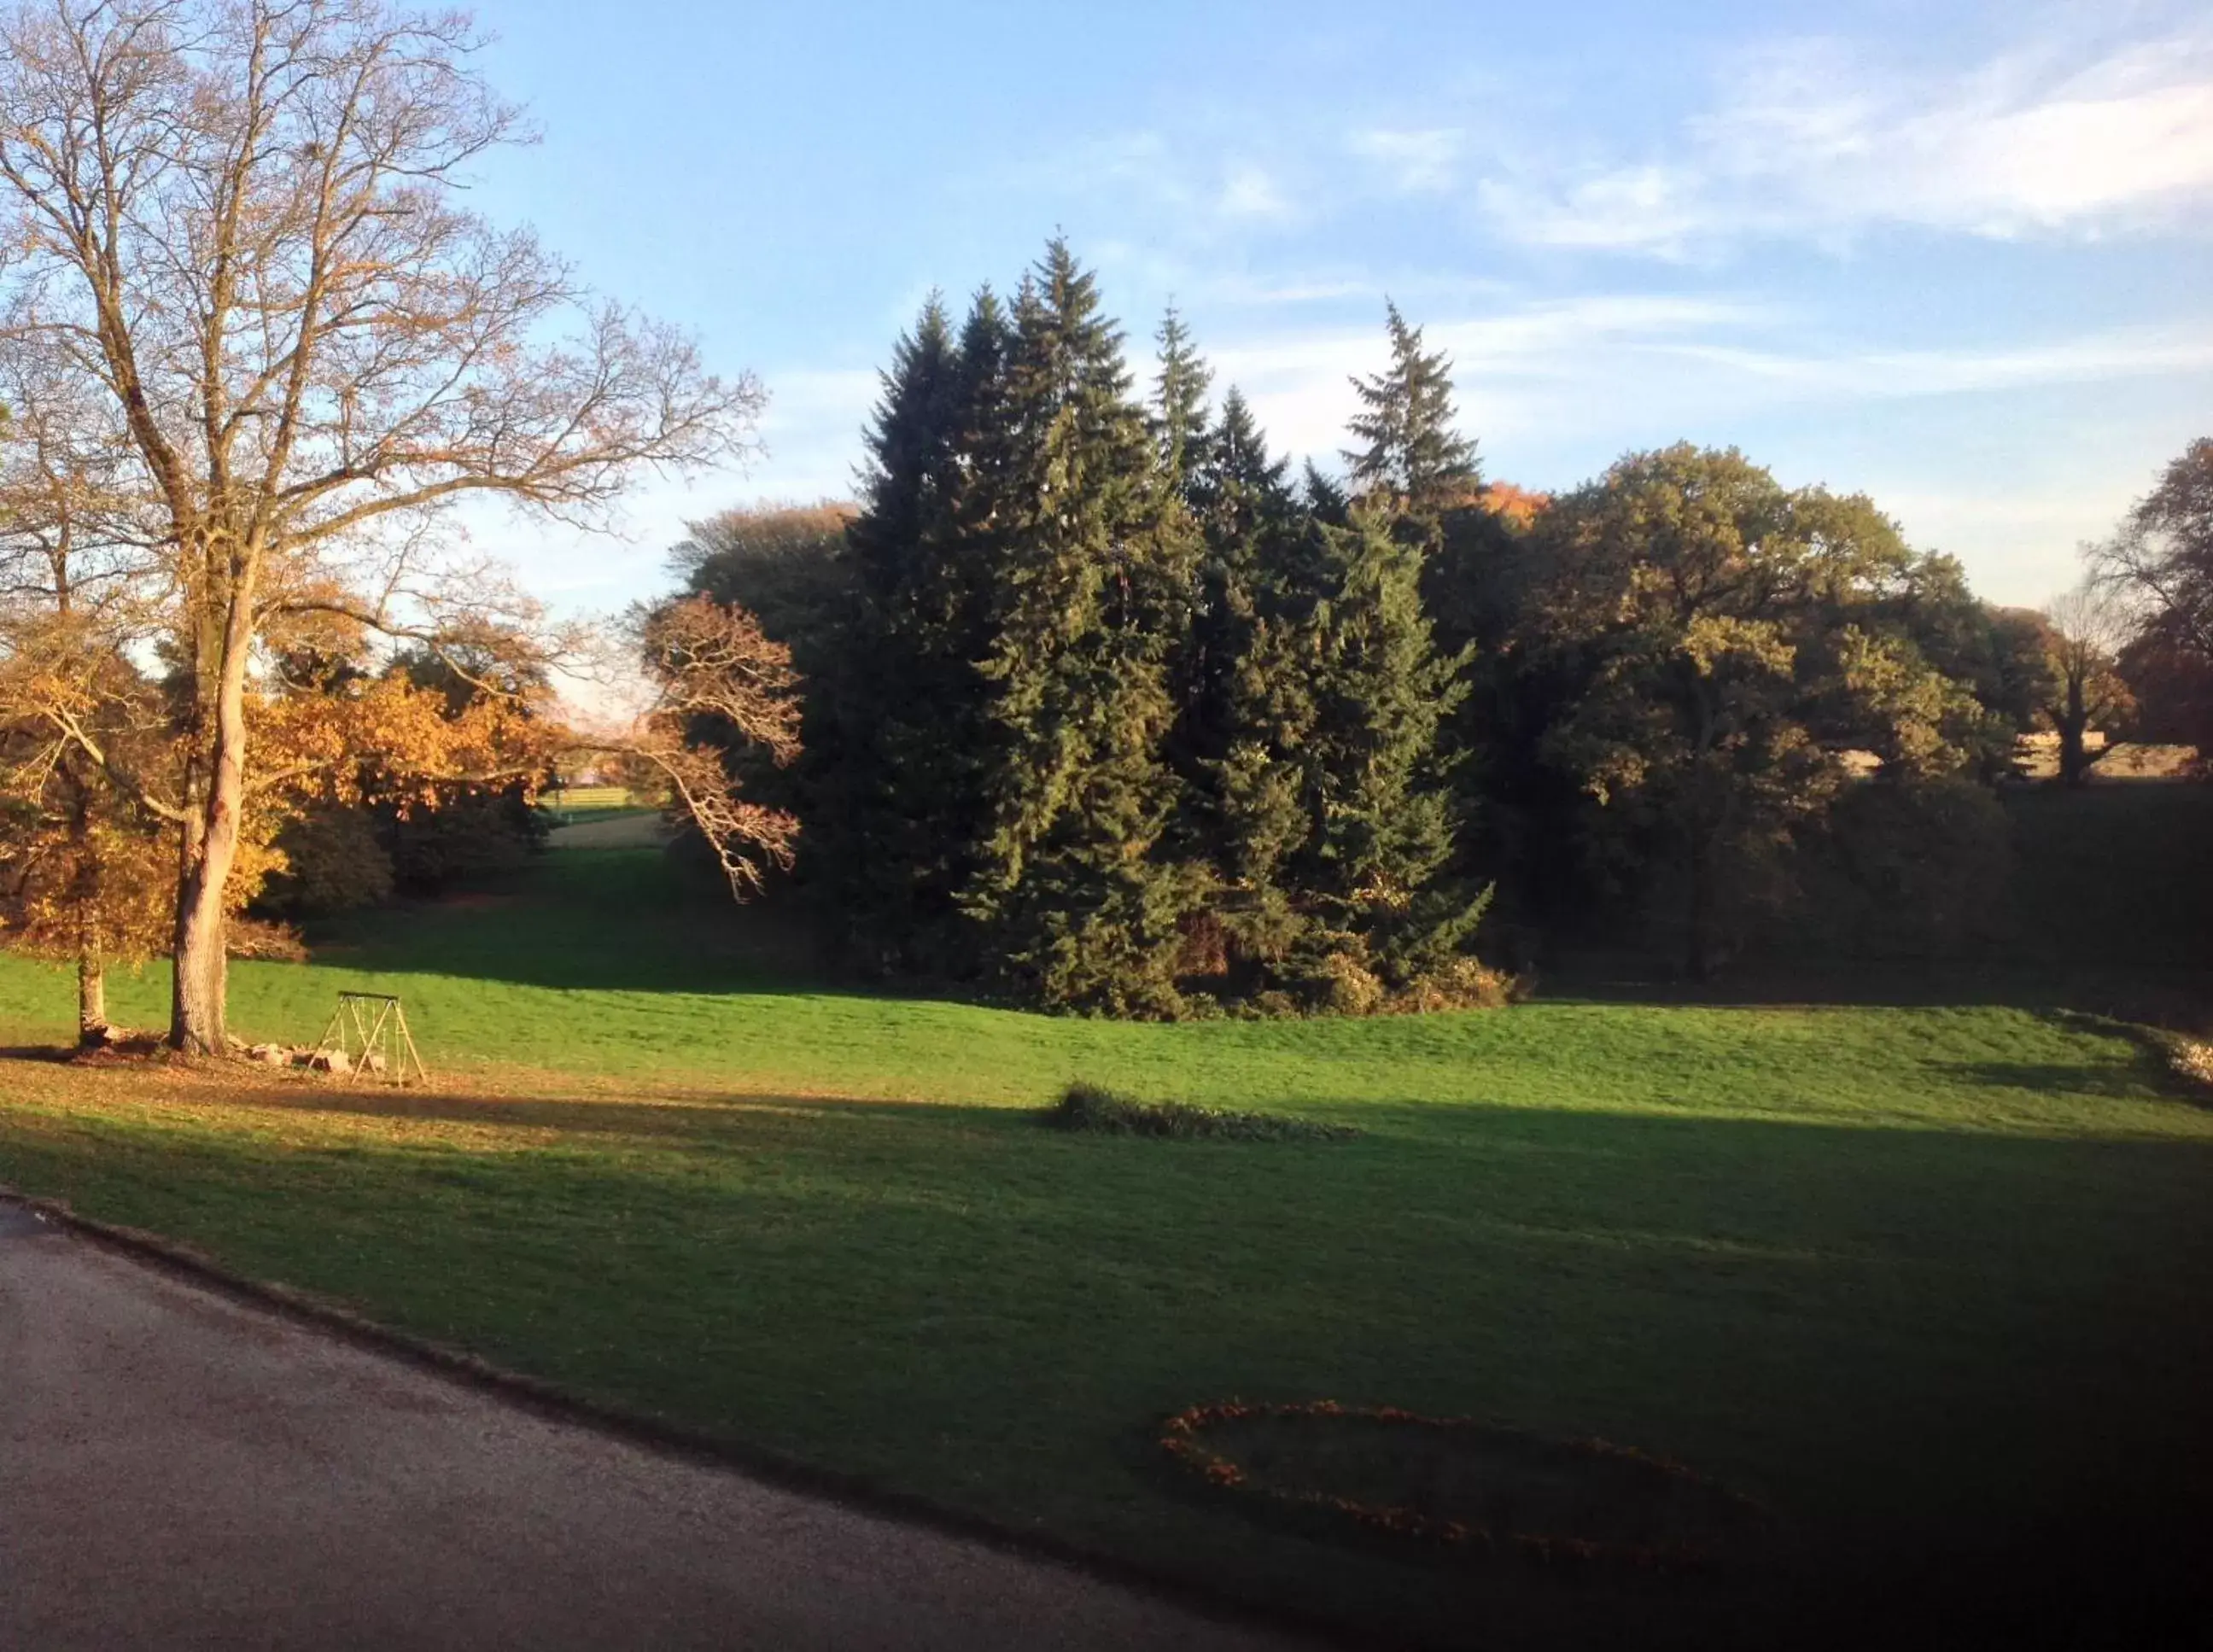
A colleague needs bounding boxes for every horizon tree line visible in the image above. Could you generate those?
[0,2,2205,1039]
[669,240,2210,1005]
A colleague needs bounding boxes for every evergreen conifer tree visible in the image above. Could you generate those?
[836,294,999,972]
[1344,302,1481,515]
[1168,387,1302,968]
[1152,307,1213,495]
[1303,458,1352,526]
[1190,388,1292,544]
[962,242,1203,1014]
[1285,510,1482,995]
[810,252,1495,1015]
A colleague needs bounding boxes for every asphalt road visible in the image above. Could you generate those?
[0,1205,1299,1650]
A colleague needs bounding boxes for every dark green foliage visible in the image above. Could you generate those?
[674,504,857,675]
[1504,446,2007,977]
[663,253,2081,1009]
[2000,784,2213,972]
[1789,775,2015,960]
[1231,510,1484,1002]
[381,785,546,896]
[260,805,394,918]
[2118,626,2213,754]
[1045,1081,1358,1141]
[739,254,1502,1015]
[1302,458,1350,526]
[828,294,1003,975]
[961,246,1205,1013]
[669,502,859,837]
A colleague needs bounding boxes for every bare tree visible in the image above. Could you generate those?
[2089,438,2213,663]
[2041,581,2134,786]
[0,0,763,1051]
[628,595,801,897]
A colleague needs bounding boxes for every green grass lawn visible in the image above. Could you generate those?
[2,846,2209,1647]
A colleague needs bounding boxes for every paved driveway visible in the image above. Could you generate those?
[0,1206,1299,1650]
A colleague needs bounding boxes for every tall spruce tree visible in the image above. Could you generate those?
[1344,302,1482,516]
[1170,388,1303,970]
[962,242,1203,1014]
[836,295,996,972]
[1152,307,1213,495]
[1284,510,1480,995]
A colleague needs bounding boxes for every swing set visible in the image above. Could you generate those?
[314,991,429,1085]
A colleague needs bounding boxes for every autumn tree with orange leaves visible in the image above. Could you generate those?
[0,0,785,1052]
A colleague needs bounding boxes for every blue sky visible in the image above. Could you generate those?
[458,0,2212,616]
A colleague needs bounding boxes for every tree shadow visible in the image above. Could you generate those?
[7,1085,2210,1652]
[1931,1059,2210,1105]
[197,1079,1013,1143]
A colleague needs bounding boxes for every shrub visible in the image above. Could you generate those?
[1388,956,1523,1013]
[260,804,394,918]
[1043,1082,1358,1142]
[1299,950,1387,1017]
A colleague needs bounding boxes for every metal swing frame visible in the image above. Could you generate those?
[314,991,429,1085]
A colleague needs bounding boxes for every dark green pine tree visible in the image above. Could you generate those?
[1274,508,1484,1003]
[962,242,1204,1015]
[1151,306,1212,495]
[1167,386,1303,975]
[1302,458,1351,527]
[1343,301,1482,517]
[834,292,1001,974]
[1189,387,1292,545]
[1175,390,1295,783]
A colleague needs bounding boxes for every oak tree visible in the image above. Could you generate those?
[0,0,762,1049]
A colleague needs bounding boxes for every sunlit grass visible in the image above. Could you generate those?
[1,847,2209,1645]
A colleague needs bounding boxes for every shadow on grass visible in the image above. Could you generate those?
[301,844,2213,1031]
[205,1081,1025,1143]
[1932,1059,2210,1104]
[3,1069,2210,1650]
[1544,961,2213,1022]
[298,848,850,997]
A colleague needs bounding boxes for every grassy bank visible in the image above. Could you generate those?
[1,847,2209,1646]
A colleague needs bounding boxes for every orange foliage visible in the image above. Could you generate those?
[1479,481,1551,528]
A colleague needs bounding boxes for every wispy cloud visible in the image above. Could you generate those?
[1217,161,1296,221]
[1481,26,2213,254]
[1347,127,1463,194]
[1651,325,2213,400]
[984,131,1305,231]
[1210,301,2213,474]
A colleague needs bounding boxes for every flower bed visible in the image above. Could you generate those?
[1159,1399,1766,1571]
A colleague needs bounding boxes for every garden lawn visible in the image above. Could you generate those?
[0,849,2208,1647]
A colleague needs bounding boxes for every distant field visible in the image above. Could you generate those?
[1,846,2208,1646]
[534,785,643,826]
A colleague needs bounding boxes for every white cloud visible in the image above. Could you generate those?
[1483,27,2213,254]
[1348,127,1463,194]
[1652,324,2213,400]
[1218,161,1294,221]
[1206,299,2213,482]
[1210,294,1778,459]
